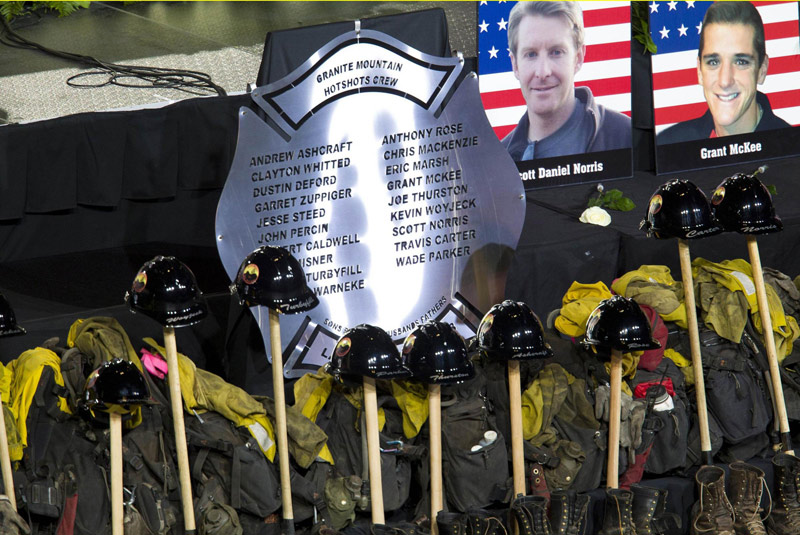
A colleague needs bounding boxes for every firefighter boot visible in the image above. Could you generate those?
[598,488,635,535]
[631,484,681,535]
[691,465,734,535]
[549,490,589,535]
[371,522,425,535]
[466,508,506,535]
[437,512,468,535]
[767,453,800,535]
[510,496,552,535]
[729,461,768,535]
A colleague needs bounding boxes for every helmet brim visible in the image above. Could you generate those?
[426,367,476,385]
[0,324,26,337]
[481,344,553,361]
[130,301,208,328]
[737,215,783,235]
[274,290,319,314]
[585,337,661,352]
[682,223,722,240]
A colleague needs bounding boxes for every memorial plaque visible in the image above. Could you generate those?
[216,29,525,378]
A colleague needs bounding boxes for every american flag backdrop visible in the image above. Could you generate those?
[478,1,632,141]
[651,1,800,134]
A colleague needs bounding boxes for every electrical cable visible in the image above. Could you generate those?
[0,15,226,97]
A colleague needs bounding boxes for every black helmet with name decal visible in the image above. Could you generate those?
[0,294,25,337]
[83,358,152,416]
[711,171,782,235]
[402,322,474,385]
[231,246,318,313]
[477,300,552,361]
[641,179,721,240]
[125,256,208,328]
[330,324,410,386]
[585,296,661,352]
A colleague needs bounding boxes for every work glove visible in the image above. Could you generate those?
[596,385,646,464]
[620,399,647,465]
[595,384,610,422]
[628,400,647,450]
[594,385,633,422]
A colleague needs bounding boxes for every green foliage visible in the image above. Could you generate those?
[767,184,777,196]
[1,2,90,22]
[632,1,657,54]
[587,188,636,212]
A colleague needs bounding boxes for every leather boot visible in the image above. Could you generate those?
[691,465,734,535]
[549,490,589,535]
[598,488,635,535]
[729,461,768,535]
[510,496,552,535]
[766,453,800,535]
[465,508,507,535]
[371,522,425,535]
[630,484,681,535]
[437,512,467,535]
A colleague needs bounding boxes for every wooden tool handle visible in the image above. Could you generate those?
[164,327,196,533]
[747,236,793,454]
[508,361,526,497]
[269,309,295,522]
[0,397,16,511]
[363,377,385,525]
[678,239,712,460]
[429,384,442,535]
[110,412,123,535]
[607,350,623,489]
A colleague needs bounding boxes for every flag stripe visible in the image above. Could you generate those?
[585,41,632,63]
[485,105,526,128]
[758,2,800,23]
[761,20,800,40]
[582,2,632,13]
[583,5,630,27]
[763,88,800,112]
[585,23,631,46]
[493,124,516,140]
[755,1,797,7]
[575,57,631,82]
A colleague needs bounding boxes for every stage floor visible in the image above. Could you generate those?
[0,1,476,125]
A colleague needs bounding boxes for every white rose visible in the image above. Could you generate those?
[579,206,611,226]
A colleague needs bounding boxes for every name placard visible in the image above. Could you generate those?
[216,30,525,378]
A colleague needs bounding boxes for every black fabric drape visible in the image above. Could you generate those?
[122,108,180,200]
[256,8,451,86]
[76,112,127,207]
[1,93,251,227]
[177,97,241,191]
[25,116,79,213]
[0,126,26,221]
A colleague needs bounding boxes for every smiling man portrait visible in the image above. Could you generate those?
[501,1,631,161]
[657,1,790,144]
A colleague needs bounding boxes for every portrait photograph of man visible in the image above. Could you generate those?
[478,1,633,183]
[652,1,799,146]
